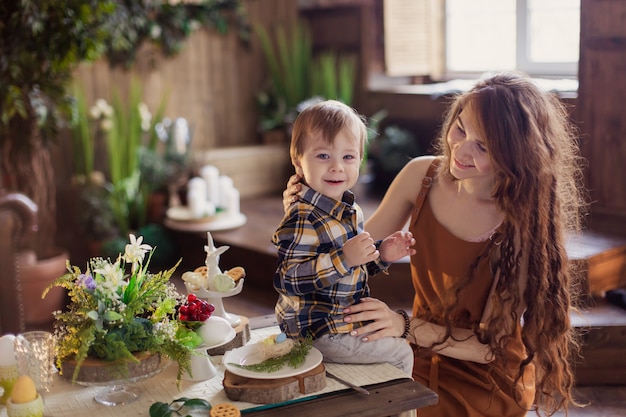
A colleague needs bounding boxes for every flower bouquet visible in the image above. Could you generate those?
[43,234,193,398]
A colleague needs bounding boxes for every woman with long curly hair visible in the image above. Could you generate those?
[283,72,587,416]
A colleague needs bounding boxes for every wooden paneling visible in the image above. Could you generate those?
[193,144,291,198]
[70,0,298,157]
[577,0,626,234]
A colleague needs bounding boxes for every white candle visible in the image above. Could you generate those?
[200,165,220,207]
[187,189,205,218]
[227,187,240,216]
[219,175,234,210]
[172,118,190,154]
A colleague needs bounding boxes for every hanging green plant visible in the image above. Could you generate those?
[104,0,250,68]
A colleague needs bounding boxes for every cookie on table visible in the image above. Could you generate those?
[210,403,241,417]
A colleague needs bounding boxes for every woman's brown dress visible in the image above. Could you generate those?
[408,160,535,417]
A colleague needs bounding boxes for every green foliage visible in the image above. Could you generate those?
[256,23,312,113]
[312,53,357,106]
[255,20,357,133]
[70,87,96,178]
[228,337,313,373]
[104,0,249,69]
[0,1,247,256]
[149,397,212,417]
[43,235,192,384]
[0,0,116,146]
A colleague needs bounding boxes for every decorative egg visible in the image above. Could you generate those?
[198,316,233,346]
[7,393,44,417]
[0,334,17,366]
[10,375,37,404]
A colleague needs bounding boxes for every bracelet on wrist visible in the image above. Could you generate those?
[396,309,411,339]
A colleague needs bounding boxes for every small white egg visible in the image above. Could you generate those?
[0,334,17,366]
[198,316,233,346]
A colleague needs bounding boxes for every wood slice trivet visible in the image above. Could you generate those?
[207,316,250,356]
[222,363,326,404]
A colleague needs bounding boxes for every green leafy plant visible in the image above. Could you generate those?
[0,0,117,257]
[1,1,248,258]
[311,52,357,107]
[255,20,357,134]
[74,79,168,236]
[149,397,212,417]
[43,234,193,384]
[103,0,250,69]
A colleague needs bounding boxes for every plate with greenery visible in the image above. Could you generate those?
[223,340,322,379]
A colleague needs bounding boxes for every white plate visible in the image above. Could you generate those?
[164,212,247,232]
[166,206,224,223]
[223,344,323,379]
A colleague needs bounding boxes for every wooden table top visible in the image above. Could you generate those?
[243,378,438,416]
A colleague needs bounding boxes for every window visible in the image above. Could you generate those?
[383,0,580,79]
[446,0,579,77]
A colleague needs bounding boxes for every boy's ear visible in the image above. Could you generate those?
[293,160,304,177]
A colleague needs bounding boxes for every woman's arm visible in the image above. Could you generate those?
[365,156,435,240]
[344,297,494,364]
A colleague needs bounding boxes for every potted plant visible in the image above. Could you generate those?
[0,1,118,328]
[255,20,357,142]
[42,234,197,404]
[1,1,249,327]
[70,80,185,266]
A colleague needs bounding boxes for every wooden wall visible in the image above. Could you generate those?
[55,0,298,184]
[577,0,626,235]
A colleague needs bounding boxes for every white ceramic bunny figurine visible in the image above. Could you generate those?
[204,232,230,284]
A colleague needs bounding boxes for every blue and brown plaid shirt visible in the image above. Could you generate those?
[272,185,390,339]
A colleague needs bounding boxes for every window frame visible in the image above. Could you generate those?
[515,0,579,77]
[381,0,579,82]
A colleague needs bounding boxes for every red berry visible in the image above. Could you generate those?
[187,294,197,302]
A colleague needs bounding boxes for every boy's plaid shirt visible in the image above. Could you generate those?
[272,185,389,339]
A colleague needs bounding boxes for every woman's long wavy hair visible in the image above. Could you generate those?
[433,72,587,416]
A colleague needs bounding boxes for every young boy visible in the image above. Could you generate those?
[272,100,415,375]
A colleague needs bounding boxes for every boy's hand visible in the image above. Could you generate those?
[342,232,379,268]
[379,231,416,262]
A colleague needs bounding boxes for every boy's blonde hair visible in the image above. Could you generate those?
[289,100,367,164]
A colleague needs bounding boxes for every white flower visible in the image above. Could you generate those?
[124,234,152,266]
[150,24,162,39]
[89,104,102,120]
[101,102,114,118]
[138,103,152,132]
[94,260,124,293]
[100,118,113,132]
[189,20,201,31]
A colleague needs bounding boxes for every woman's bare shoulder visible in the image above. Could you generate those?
[398,155,439,181]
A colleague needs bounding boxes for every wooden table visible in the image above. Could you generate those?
[9,326,437,417]
[242,378,437,417]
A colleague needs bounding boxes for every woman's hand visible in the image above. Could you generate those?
[343,297,405,341]
[282,174,303,212]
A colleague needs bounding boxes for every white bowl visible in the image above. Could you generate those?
[198,316,234,347]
